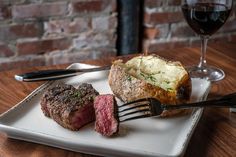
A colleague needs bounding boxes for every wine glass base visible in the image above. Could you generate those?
[187,66,225,82]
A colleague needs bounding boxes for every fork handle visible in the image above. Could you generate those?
[163,93,236,110]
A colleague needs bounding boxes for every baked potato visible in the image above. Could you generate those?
[108,55,192,117]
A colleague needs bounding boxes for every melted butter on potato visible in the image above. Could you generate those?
[125,55,188,91]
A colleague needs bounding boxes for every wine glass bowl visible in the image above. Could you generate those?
[181,0,233,81]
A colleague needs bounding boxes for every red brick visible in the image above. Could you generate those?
[17,38,72,55]
[73,31,116,49]
[190,38,201,47]
[144,39,190,52]
[71,0,110,14]
[12,2,67,19]
[0,42,14,57]
[144,11,184,25]
[210,34,231,43]
[144,0,165,8]
[144,27,159,39]
[144,0,182,8]
[44,17,91,34]
[92,15,117,31]
[81,48,116,62]
[218,18,236,33]
[108,14,118,29]
[167,0,182,6]
[0,5,11,19]
[46,47,116,65]
[10,23,42,38]
[0,23,42,40]
[191,35,232,46]
[111,0,117,12]
[144,24,169,39]
[192,35,231,47]
[2,0,25,5]
[0,56,46,71]
[171,23,195,38]
[191,34,233,47]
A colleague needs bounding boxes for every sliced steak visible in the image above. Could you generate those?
[94,94,119,136]
[40,83,99,131]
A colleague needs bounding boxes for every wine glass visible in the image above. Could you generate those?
[181,0,233,81]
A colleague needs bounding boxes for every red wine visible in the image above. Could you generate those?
[182,3,231,36]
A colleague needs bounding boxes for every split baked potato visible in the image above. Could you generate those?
[108,55,192,117]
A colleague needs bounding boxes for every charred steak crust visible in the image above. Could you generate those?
[41,84,75,117]
[40,83,99,131]
[94,94,119,137]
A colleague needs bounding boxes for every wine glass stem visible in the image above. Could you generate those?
[198,36,208,69]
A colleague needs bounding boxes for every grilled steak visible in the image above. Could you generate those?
[94,94,119,136]
[40,83,99,131]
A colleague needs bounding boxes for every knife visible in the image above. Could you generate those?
[15,65,111,82]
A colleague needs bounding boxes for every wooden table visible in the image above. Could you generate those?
[0,42,236,157]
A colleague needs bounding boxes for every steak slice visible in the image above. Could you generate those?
[40,83,99,131]
[94,94,119,136]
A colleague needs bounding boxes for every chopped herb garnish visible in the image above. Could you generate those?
[140,72,146,78]
[73,91,81,97]
[166,88,173,91]
[88,96,93,101]
[140,72,156,82]
[149,75,156,82]
[127,75,132,82]
[127,67,132,71]
[164,80,170,84]
[139,57,143,65]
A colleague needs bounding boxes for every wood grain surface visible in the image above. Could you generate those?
[0,43,236,157]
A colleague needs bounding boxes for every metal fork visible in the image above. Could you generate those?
[118,93,236,122]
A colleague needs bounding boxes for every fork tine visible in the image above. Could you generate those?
[119,98,150,108]
[119,103,150,113]
[119,114,152,122]
[119,109,151,117]
[118,98,159,122]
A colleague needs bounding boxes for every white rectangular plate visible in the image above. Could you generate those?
[0,63,211,157]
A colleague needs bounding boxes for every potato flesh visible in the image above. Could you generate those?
[125,56,188,91]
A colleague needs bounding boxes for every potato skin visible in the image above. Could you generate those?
[108,60,192,117]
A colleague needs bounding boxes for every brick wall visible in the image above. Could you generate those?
[143,0,236,52]
[0,0,236,71]
[0,0,117,71]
